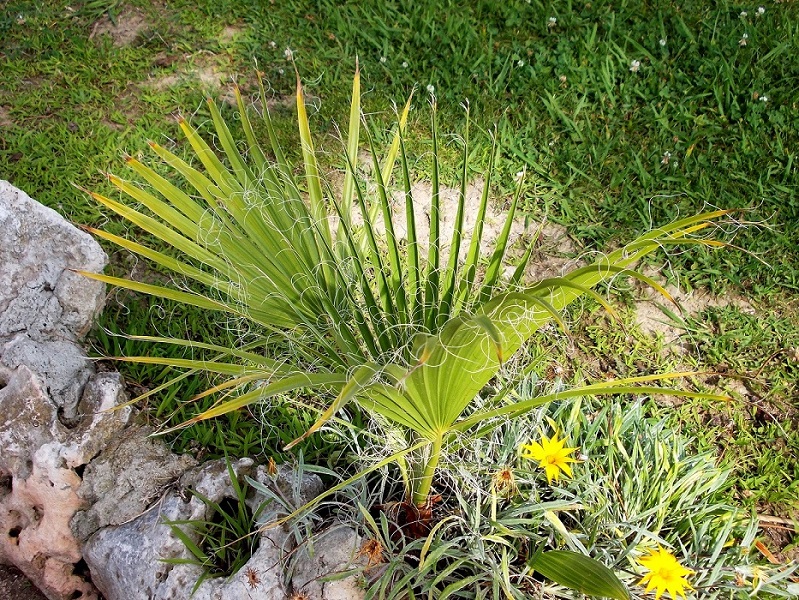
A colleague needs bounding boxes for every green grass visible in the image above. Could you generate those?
[665,304,799,512]
[1,0,797,524]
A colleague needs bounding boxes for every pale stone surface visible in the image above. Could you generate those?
[0,180,107,344]
[0,181,119,599]
[1,336,93,422]
[0,181,365,599]
[0,366,131,600]
[71,426,197,542]
[290,526,367,600]
[83,459,326,600]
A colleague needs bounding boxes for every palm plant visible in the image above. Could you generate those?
[81,69,731,599]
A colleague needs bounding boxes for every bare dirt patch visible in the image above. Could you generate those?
[218,24,243,44]
[333,176,580,281]
[89,6,150,47]
[634,272,754,349]
[100,118,125,132]
[387,180,581,281]
[144,53,234,96]
[0,106,13,127]
[389,179,528,263]
[0,565,47,600]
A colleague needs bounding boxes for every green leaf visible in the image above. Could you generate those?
[284,363,378,450]
[529,550,629,600]
[296,74,332,248]
[339,60,360,223]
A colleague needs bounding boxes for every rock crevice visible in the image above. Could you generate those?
[0,181,366,600]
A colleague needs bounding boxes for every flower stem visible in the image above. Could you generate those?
[412,433,443,506]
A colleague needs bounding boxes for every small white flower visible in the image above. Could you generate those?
[548,140,555,146]
[661,151,671,165]
[760,95,769,103]
[278,68,284,75]
[548,16,557,27]
[284,47,293,60]
[740,10,748,17]
[630,59,641,73]
[401,61,408,68]
[380,56,387,64]
[269,41,277,49]
[757,6,765,15]
[659,38,667,47]
[426,84,435,94]
[514,170,524,181]
[517,59,525,67]
[739,33,749,46]
[578,453,589,462]
[559,74,567,84]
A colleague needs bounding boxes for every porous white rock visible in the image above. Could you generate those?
[0,180,121,600]
[1,336,93,422]
[0,179,109,424]
[0,181,366,600]
[71,426,198,542]
[290,525,367,600]
[83,460,327,600]
[0,180,107,344]
[0,366,131,600]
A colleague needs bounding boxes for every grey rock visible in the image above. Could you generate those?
[84,490,209,600]
[0,366,131,600]
[290,526,367,600]
[71,426,197,542]
[0,180,107,344]
[0,181,130,599]
[0,180,109,422]
[1,335,93,420]
[84,459,325,600]
[0,182,361,600]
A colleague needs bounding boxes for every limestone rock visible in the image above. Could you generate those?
[83,459,325,600]
[0,180,107,344]
[71,427,197,542]
[0,181,123,599]
[0,367,131,600]
[290,526,367,600]
[1,336,93,422]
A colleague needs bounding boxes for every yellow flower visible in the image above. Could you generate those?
[520,431,580,483]
[638,546,694,599]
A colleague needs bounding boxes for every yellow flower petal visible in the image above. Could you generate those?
[637,546,694,599]
[520,431,581,483]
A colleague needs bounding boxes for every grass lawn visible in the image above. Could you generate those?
[2,0,797,557]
